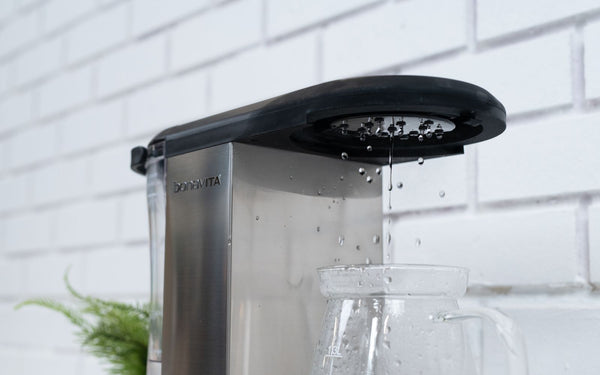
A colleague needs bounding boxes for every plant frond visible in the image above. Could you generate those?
[16,269,149,375]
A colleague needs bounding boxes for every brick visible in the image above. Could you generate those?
[120,191,148,242]
[89,143,144,194]
[0,63,10,95]
[3,210,53,253]
[21,352,81,375]
[0,90,34,134]
[0,10,39,57]
[322,0,466,80]
[65,2,129,64]
[0,303,79,350]
[403,31,572,115]
[0,302,79,349]
[482,304,600,375]
[0,349,24,375]
[56,199,119,249]
[382,153,467,213]
[131,0,210,36]
[39,66,92,118]
[388,206,577,286]
[585,20,600,100]
[31,157,88,205]
[266,0,380,38]
[171,0,261,72]
[0,2,15,23]
[24,251,86,296]
[478,0,600,40]
[14,35,62,87]
[127,69,206,137]
[96,35,166,98]
[0,258,24,296]
[0,172,30,213]
[211,33,318,113]
[478,112,600,202]
[7,124,57,170]
[83,355,109,375]
[83,245,149,295]
[58,99,123,155]
[590,202,600,284]
[16,0,44,11]
[0,140,6,175]
[42,0,95,33]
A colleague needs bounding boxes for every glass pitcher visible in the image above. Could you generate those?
[311,264,528,375]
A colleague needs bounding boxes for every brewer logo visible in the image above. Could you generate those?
[173,174,222,193]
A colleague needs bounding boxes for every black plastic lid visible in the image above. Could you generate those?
[131,76,505,175]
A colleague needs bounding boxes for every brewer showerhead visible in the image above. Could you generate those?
[131,76,505,174]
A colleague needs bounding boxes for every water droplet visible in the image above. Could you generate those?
[358,167,365,175]
[376,168,381,175]
[338,235,345,246]
[372,235,380,244]
[341,152,348,160]
[366,145,373,152]
[384,325,392,334]
[396,182,403,189]
[365,257,371,264]
[417,157,424,165]
[415,238,421,247]
[395,360,402,367]
[387,232,392,244]
[289,175,293,180]
[358,281,363,287]
[383,340,391,349]
[255,216,260,221]
[340,175,344,181]
[418,134,424,142]
[356,245,360,251]
[366,176,373,183]
[227,239,232,246]
[385,276,392,284]
[316,226,320,232]
[439,190,446,198]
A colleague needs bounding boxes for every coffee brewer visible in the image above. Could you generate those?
[130,76,505,375]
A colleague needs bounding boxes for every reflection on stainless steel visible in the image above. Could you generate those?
[163,144,232,375]
[162,143,382,375]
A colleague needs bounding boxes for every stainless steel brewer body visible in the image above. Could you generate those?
[163,142,382,375]
[132,76,506,375]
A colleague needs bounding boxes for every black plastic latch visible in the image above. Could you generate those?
[130,146,148,175]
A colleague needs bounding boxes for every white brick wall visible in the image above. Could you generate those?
[0,1,599,374]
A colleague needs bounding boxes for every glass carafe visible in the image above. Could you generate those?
[311,265,528,375]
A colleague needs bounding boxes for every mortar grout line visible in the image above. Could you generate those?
[466,0,477,52]
[475,9,600,52]
[466,145,479,213]
[384,191,600,221]
[571,23,586,111]
[575,197,592,284]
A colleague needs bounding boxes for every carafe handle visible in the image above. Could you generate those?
[435,308,528,375]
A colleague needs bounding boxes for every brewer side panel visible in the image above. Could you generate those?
[162,144,232,375]
[230,143,383,375]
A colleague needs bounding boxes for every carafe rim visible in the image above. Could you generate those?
[317,263,469,299]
